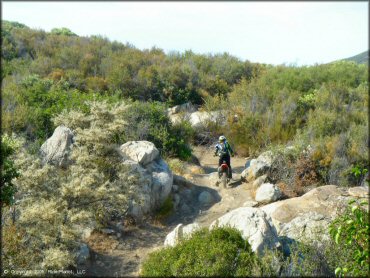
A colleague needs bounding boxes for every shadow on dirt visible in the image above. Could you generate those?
[166,183,222,226]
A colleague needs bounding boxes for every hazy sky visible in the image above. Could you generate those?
[2,1,368,65]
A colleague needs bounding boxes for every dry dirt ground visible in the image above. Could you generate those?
[85,145,255,277]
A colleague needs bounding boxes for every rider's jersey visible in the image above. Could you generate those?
[215,140,234,157]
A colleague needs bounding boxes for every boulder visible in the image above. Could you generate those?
[255,183,282,203]
[198,191,214,206]
[125,157,173,219]
[164,222,201,247]
[242,151,274,182]
[120,141,159,166]
[145,158,173,206]
[167,102,197,116]
[40,125,74,168]
[76,243,90,265]
[210,207,280,255]
[348,186,369,198]
[124,160,153,219]
[260,185,350,234]
[252,174,268,188]
[279,212,332,247]
[189,111,226,129]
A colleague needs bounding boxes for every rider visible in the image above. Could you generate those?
[214,135,234,179]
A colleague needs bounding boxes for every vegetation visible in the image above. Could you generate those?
[140,227,273,277]
[329,200,369,276]
[2,101,141,269]
[1,20,368,275]
[1,134,20,207]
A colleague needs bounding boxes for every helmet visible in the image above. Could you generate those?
[219,135,226,142]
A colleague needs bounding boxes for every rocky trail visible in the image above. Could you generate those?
[85,145,253,277]
[82,143,369,277]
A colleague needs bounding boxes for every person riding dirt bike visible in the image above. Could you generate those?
[214,135,234,179]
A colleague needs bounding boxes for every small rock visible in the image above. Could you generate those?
[255,183,282,204]
[101,228,115,235]
[173,184,179,192]
[243,200,258,207]
[198,191,214,206]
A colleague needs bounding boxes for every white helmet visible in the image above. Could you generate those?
[219,135,226,142]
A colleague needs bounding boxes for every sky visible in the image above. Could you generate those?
[2,1,368,66]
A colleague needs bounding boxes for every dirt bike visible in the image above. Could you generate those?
[218,160,230,188]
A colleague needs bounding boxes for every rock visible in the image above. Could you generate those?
[255,183,282,204]
[173,174,196,188]
[101,228,115,235]
[172,184,179,192]
[76,243,90,265]
[164,224,183,247]
[198,191,214,206]
[260,185,349,234]
[145,158,173,206]
[242,151,274,182]
[120,141,159,166]
[348,186,369,198]
[188,111,226,129]
[167,102,197,116]
[242,200,258,207]
[125,156,173,220]
[252,175,268,188]
[180,203,191,214]
[361,172,369,187]
[210,207,280,255]
[40,125,74,168]
[125,160,153,219]
[164,223,201,247]
[173,194,181,209]
[279,212,332,247]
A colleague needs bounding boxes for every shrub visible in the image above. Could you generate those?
[123,101,193,159]
[329,200,369,276]
[1,134,20,207]
[3,101,141,270]
[140,227,262,277]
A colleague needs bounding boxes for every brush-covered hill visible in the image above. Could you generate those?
[341,51,368,64]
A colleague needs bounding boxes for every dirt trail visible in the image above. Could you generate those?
[86,145,254,277]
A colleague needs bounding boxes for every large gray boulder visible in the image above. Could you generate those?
[145,158,173,206]
[241,151,274,182]
[120,141,159,166]
[260,185,350,233]
[40,125,74,168]
[279,212,332,247]
[255,183,282,204]
[164,222,201,247]
[210,207,280,255]
[189,111,226,129]
[124,156,173,220]
[124,160,153,219]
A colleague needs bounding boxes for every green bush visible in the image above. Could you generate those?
[329,200,369,276]
[141,227,262,277]
[123,101,193,159]
[1,134,20,207]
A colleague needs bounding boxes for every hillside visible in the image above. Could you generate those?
[2,20,369,277]
[341,50,368,64]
